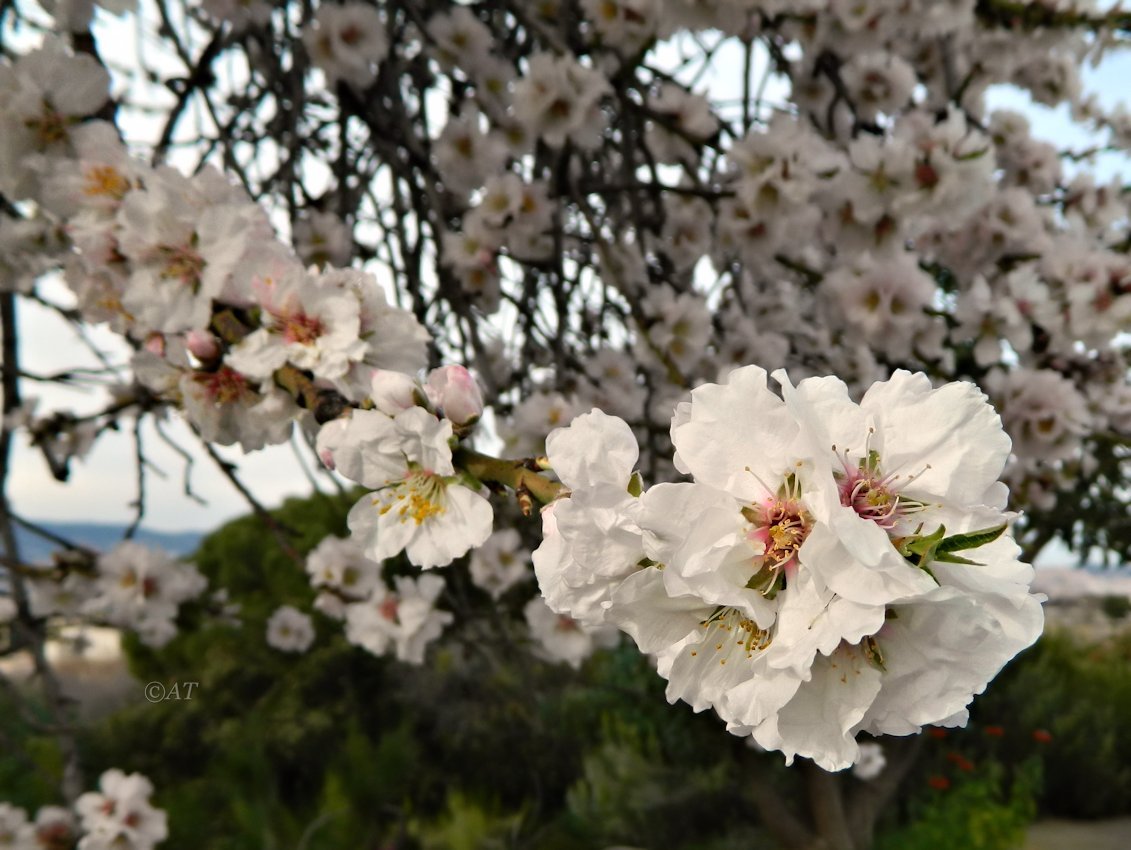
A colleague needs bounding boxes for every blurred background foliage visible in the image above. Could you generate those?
[2,493,1130,849]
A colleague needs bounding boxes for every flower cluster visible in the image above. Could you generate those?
[75,770,166,850]
[302,534,453,664]
[316,367,492,570]
[0,36,429,465]
[26,542,207,648]
[535,367,1044,771]
[0,769,165,850]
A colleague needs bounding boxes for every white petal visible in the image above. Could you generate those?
[546,408,638,489]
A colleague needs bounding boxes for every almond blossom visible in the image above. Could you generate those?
[226,255,367,382]
[0,37,110,200]
[318,406,493,569]
[265,605,316,653]
[302,2,388,90]
[82,542,208,648]
[344,573,452,664]
[75,770,167,850]
[539,367,1042,770]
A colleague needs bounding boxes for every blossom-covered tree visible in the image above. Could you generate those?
[2,0,1129,847]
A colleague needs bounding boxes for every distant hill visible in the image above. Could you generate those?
[10,521,204,564]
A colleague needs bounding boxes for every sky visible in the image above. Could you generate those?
[5,10,1131,564]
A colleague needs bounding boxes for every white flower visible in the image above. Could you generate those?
[117,166,269,335]
[426,6,493,72]
[469,528,531,599]
[532,409,645,625]
[524,596,619,669]
[318,407,493,569]
[841,52,917,121]
[512,53,610,150]
[853,742,887,781]
[305,535,383,601]
[303,2,388,89]
[424,365,485,427]
[433,106,509,196]
[266,605,315,653]
[83,542,207,648]
[32,805,76,849]
[323,268,431,400]
[226,255,367,382]
[292,211,353,268]
[0,37,110,201]
[178,364,297,453]
[986,368,1091,466]
[344,574,453,664]
[569,366,1042,771]
[75,770,167,850]
[824,252,936,361]
[0,803,34,850]
[39,121,143,219]
[581,0,659,52]
[776,369,1011,607]
[645,83,719,164]
[500,391,584,457]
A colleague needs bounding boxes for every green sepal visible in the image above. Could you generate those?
[896,524,946,566]
[627,472,644,497]
[745,566,783,599]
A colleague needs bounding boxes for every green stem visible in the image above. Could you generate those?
[454,447,565,507]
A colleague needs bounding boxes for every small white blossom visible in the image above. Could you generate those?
[266,605,315,653]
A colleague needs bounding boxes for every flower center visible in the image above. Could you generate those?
[379,596,399,623]
[376,469,447,526]
[25,106,71,147]
[741,473,812,597]
[835,445,929,531]
[196,367,253,405]
[159,244,205,288]
[691,607,773,663]
[83,164,130,200]
[278,310,325,345]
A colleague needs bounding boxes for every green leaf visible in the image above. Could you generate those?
[937,524,1007,554]
[935,552,984,566]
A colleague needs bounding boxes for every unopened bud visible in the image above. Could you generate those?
[185,329,221,362]
[425,365,484,426]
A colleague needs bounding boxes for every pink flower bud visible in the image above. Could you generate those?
[185,329,221,361]
[370,370,421,415]
[425,365,484,426]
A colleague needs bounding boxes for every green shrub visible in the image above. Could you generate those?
[969,629,1131,818]
[875,759,1039,850]
[1100,594,1131,621]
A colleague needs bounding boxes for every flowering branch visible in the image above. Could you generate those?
[453,447,564,515]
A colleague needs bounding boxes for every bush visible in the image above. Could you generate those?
[961,629,1131,819]
[876,759,1039,850]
